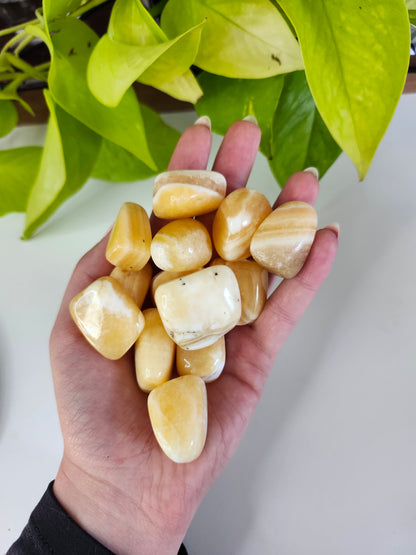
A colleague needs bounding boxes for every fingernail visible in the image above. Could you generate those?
[243,115,258,125]
[194,115,211,130]
[325,222,340,238]
[304,167,319,180]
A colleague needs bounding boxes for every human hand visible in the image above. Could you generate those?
[50,118,338,555]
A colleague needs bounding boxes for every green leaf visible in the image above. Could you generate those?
[23,90,101,238]
[161,0,303,78]
[195,70,341,185]
[92,103,180,181]
[409,9,416,24]
[43,0,84,20]
[196,72,285,159]
[268,71,341,186]
[277,0,411,179]
[0,80,34,115]
[0,147,42,216]
[109,0,165,44]
[0,100,18,138]
[46,17,155,170]
[87,0,204,106]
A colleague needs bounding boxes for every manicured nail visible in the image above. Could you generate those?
[303,167,319,179]
[243,115,258,125]
[325,222,340,238]
[194,115,211,130]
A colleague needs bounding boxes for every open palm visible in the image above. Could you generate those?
[50,119,338,555]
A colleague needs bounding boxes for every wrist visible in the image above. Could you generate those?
[53,456,189,555]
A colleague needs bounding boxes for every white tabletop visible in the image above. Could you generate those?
[1,96,415,554]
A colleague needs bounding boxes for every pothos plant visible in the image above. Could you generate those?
[0,0,413,238]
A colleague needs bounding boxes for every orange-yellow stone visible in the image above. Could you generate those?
[135,308,175,393]
[110,263,152,308]
[250,201,317,278]
[148,375,207,463]
[106,202,152,271]
[212,188,272,261]
[177,336,226,382]
[153,170,226,219]
[211,258,268,325]
[69,276,145,360]
[151,218,212,272]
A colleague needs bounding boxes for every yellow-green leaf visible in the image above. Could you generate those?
[24,91,101,238]
[0,147,42,216]
[87,0,204,106]
[43,0,84,20]
[161,0,303,78]
[47,17,155,170]
[92,103,180,181]
[277,0,411,179]
[0,100,18,138]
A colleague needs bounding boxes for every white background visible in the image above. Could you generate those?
[1,95,415,554]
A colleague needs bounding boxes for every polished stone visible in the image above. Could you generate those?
[135,308,175,393]
[106,202,152,271]
[211,258,268,325]
[153,169,226,219]
[250,201,317,278]
[154,265,241,350]
[147,375,207,463]
[177,336,226,382]
[151,218,212,272]
[69,276,145,360]
[212,188,272,261]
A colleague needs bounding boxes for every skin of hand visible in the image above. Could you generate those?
[50,119,338,555]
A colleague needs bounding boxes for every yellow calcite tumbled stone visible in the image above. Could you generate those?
[110,263,152,308]
[153,170,226,219]
[250,201,317,278]
[211,258,268,325]
[135,308,175,393]
[106,202,152,271]
[212,188,272,261]
[177,336,226,382]
[151,218,212,272]
[69,276,145,360]
[154,265,241,350]
[150,269,195,304]
[148,375,207,463]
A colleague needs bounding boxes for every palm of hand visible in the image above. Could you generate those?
[50,120,337,552]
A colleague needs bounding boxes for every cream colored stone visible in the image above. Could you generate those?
[69,276,145,360]
[154,266,241,350]
[250,201,317,278]
[147,375,207,463]
[135,309,175,393]
[153,170,226,219]
[177,336,226,382]
[150,270,195,304]
[151,218,212,272]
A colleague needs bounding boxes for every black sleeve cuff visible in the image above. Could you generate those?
[8,481,188,555]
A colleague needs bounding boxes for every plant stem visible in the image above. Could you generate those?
[0,19,38,38]
[71,0,110,19]
[14,34,34,56]
[1,33,25,55]
[5,53,47,81]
